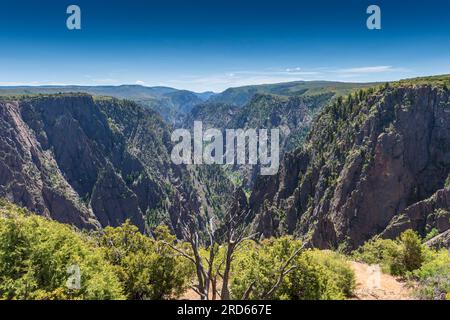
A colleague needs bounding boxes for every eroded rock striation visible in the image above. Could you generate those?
[0,94,208,235]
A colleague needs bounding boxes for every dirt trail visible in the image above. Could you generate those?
[349,261,413,300]
[180,261,414,300]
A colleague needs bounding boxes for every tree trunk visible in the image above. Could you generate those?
[211,277,217,300]
[220,242,235,300]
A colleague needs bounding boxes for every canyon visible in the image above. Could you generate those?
[0,76,449,250]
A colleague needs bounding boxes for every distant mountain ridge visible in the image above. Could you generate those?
[0,84,180,99]
[0,85,214,125]
[207,81,377,106]
[0,81,376,123]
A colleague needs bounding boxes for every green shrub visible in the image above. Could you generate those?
[399,230,425,273]
[282,251,341,300]
[230,237,302,300]
[424,228,439,242]
[352,238,400,273]
[230,237,354,300]
[307,250,355,297]
[98,222,194,300]
[411,248,450,300]
[353,230,425,276]
[445,174,450,188]
[0,202,124,300]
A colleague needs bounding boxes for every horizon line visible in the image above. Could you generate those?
[0,74,448,94]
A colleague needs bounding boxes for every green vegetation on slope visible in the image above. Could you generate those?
[353,229,450,300]
[0,200,357,300]
[230,237,355,300]
[209,80,377,107]
[0,200,194,300]
[0,199,124,300]
[98,222,194,300]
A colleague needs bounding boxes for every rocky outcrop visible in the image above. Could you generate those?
[90,163,145,230]
[0,94,208,235]
[425,229,450,249]
[381,188,450,239]
[250,82,450,249]
[0,100,98,228]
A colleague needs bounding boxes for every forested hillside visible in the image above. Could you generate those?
[208,81,375,106]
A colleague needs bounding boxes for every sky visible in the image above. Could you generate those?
[0,0,449,92]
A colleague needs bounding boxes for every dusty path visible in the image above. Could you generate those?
[349,261,413,300]
[180,261,414,300]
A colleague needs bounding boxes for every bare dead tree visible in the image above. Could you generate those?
[162,200,304,300]
[161,186,255,300]
[217,204,256,300]
[216,201,304,301]
[162,184,307,300]
[162,214,216,300]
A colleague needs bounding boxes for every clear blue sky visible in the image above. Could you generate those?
[0,0,449,92]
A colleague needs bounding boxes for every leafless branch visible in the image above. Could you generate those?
[161,240,196,265]
[262,246,304,299]
[241,281,256,300]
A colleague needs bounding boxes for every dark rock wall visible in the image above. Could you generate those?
[0,94,205,235]
[250,84,450,249]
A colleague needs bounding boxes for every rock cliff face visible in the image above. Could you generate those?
[187,93,333,151]
[249,82,450,249]
[2,79,449,249]
[0,99,97,228]
[425,229,450,249]
[0,94,208,235]
[381,188,450,239]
